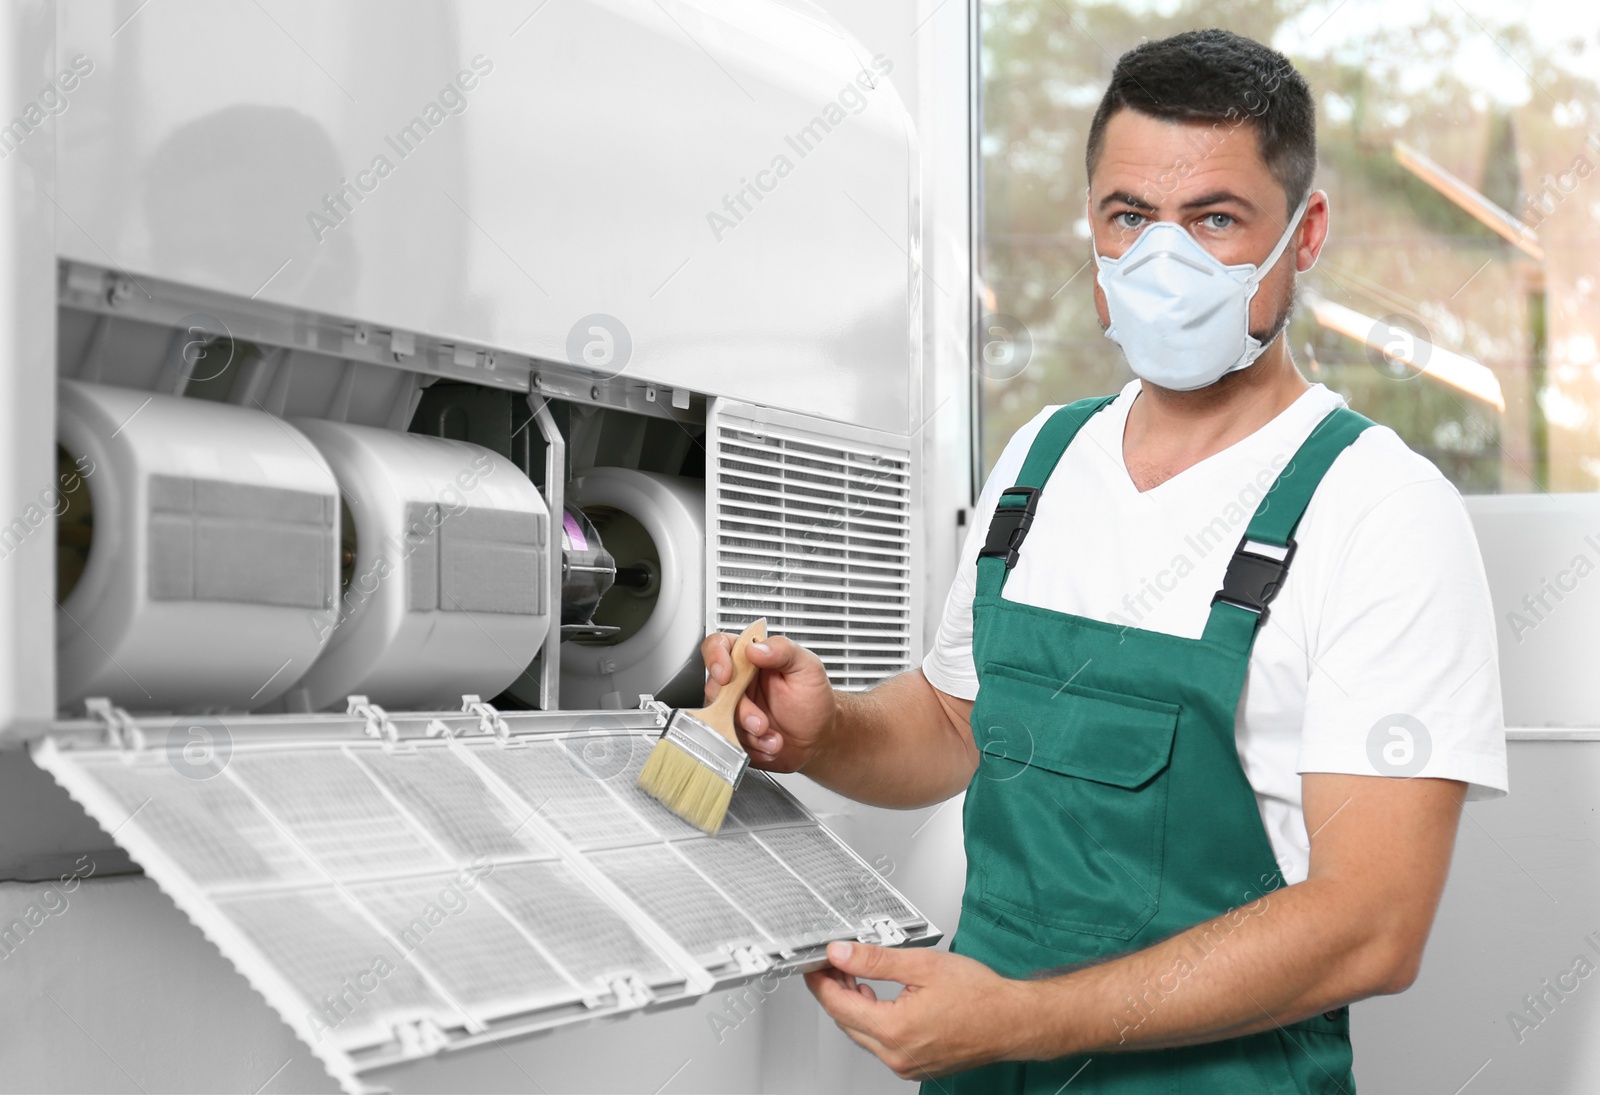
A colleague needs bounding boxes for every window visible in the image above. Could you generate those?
[977,1,1600,494]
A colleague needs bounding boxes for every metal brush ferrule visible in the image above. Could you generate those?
[662,712,749,787]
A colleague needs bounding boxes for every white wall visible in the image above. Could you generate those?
[0,876,334,1094]
[1352,738,1600,1091]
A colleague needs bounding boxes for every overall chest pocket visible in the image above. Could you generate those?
[965,663,1180,942]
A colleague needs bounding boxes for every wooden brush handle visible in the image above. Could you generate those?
[701,618,768,738]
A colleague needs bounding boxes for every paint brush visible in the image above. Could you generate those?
[636,618,766,834]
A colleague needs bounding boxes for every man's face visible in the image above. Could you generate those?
[1087,108,1326,350]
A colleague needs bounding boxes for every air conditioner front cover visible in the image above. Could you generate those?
[33,705,936,1093]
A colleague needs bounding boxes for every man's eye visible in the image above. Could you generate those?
[1202,212,1235,230]
[1113,211,1145,229]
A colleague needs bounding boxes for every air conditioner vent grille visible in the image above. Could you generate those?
[709,404,917,691]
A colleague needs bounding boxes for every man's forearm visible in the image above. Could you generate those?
[1013,877,1414,1058]
[800,670,977,809]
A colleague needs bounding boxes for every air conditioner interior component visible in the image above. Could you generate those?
[32,705,937,1092]
[707,400,918,691]
[55,380,339,714]
[557,504,621,639]
[279,422,550,714]
[407,380,549,487]
[57,305,432,431]
[556,470,706,710]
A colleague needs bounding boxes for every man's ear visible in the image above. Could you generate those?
[1298,189,1331,273]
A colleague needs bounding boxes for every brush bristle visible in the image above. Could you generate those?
[637,738,736,835]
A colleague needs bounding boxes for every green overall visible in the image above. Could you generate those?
[934,397,1371,1095]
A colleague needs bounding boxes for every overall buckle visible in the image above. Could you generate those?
[1211,535,1297,622]
[979,486,1041,569]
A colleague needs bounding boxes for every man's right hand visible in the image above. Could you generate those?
[701,632,836,774]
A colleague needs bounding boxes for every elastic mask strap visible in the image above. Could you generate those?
[1087,193,1105,265]
[1245,193,1311,288]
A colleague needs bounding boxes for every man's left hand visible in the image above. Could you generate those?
[804,941,1038,1080]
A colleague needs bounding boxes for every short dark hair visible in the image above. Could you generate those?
[1085,29,1316,215]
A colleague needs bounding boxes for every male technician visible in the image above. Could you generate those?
[703,28,1506,1092]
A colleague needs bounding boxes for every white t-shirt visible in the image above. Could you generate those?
[923,379,1508,886]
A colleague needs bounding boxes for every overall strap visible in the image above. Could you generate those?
[1201,406,1376,653]
[975,396,1116,598]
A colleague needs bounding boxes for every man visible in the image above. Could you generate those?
[702,28,1506,1092]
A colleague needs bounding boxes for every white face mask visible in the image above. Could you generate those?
[1091,193,1311,391]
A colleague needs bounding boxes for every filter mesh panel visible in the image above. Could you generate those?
[215,888,450,1036]
[353,748,554,862]
[592,845,766,957]
[727,771,811,829]
[757,827,919,926]
[348,874,577,1018]
[34,727,931,1082]
[229,751,449,879]
[487,861,676,986]
[676,834,849,942]
[81,758,320,888]
[472,741,658,849]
